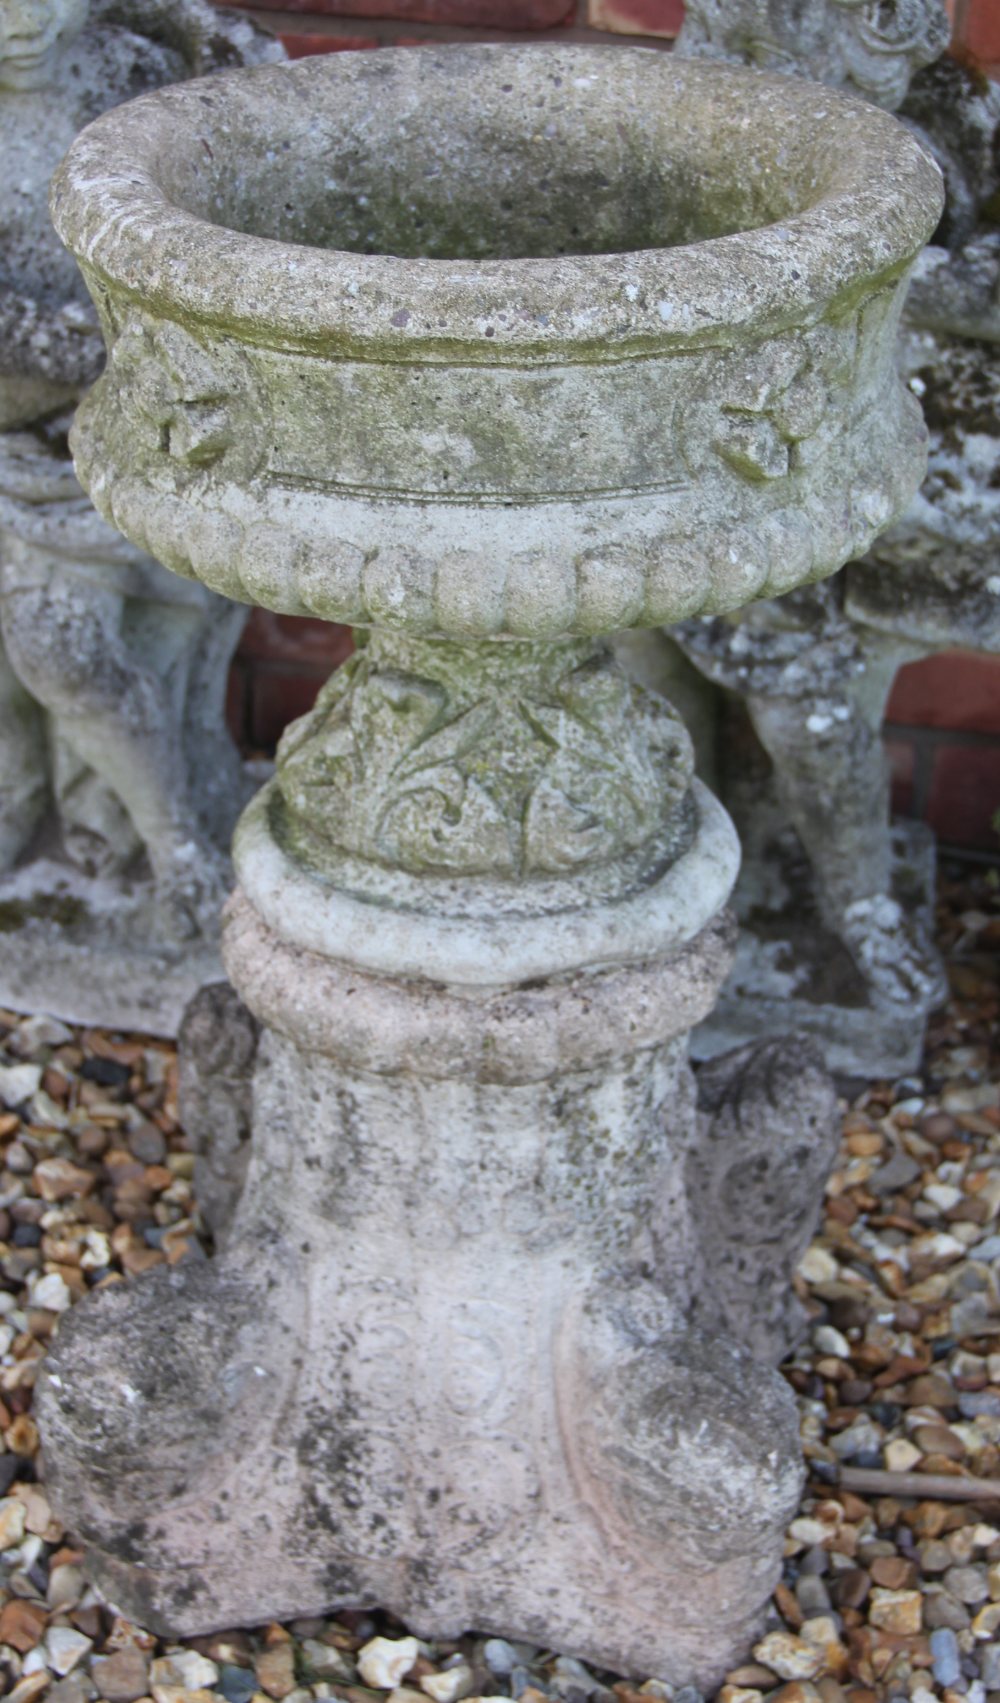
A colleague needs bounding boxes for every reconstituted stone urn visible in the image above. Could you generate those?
[37,46,941,1684]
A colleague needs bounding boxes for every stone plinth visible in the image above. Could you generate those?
[36,45,941,1683]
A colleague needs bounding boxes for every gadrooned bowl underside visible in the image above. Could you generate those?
[52,44,944,638]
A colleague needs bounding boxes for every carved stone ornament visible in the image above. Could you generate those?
[676,0,950,108]
[36,46,941,1684]
[0,0,284,1033]
[671,1,1000,1075]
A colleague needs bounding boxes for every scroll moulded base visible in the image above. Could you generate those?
[38,886,840,1689]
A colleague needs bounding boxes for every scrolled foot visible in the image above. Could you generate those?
[690,1035,840,1362]
[566,1280,803,1559]
[36,1254,298,1567]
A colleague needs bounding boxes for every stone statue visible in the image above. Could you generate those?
[36,45,939,1684]
[0,0,283,1031]
[677,0,949,107]
[668,0,1000,1074]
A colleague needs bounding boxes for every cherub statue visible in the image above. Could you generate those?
[663,0,1000,1071]
[0,0,282,949]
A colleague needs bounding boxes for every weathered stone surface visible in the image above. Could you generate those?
[37,42,939,1686]
[41,958,808,1680]
[672,0,1000,1076]
[667,600,947,1072]
[177,982,260,1239]
[55,49,937,641]
[690,1036,840,1361]
[0,0,283,1033]
[277,633,694,880]
[676,0,949,108]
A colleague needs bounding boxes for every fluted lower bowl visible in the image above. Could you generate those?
[52,44,943,639]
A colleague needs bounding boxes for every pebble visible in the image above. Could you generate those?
[483,1642,520,1678]
[943,1565,989,1604]
[870,1151,922,1193]
[216,1667,258,1703]
[795,1577,832,1617]
[359,1638,422,1691]
[930,1629,962,1687]
[0,1062,43,1106]
[153,1653,220,1691]
[9,1677,53,1703]
[92,1647,152,1703]
[31,1157,95,1203]
[750,1634,822,1682]
[421,1666,475,1703]
[0,1502,27,1551]
[254,1643,297,1701]
[870,1556,916,1590]
[971,1599,1000,1637]
[0,1597,48,1651]
[867,1588,923,1634]
[958,1390,1000,1417]
[151,1688,217,1703]
[924,1588,971,1632]
[48,1677,97,1703]
[13,1014,73,1052]
[47,1561,86,1610]
[813,1326,850,1358]
[45,1626,93,1676]
[300,1640,355,1682]
[798,1247,840,1285]
[884,1438,923,1471]
[29,1271,72,1312]
[724,1670,780,1690]
[981,1644,1000,1689]
[129,1122,168,1164]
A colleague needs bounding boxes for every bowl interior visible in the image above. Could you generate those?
[157,50,824,262]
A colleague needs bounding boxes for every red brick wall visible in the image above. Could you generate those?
[217,0,686,48]
[222,0,1000,854]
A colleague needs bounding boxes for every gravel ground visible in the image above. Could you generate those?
[0,861,998,1703]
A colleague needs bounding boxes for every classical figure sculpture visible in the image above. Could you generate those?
[0,0,283,1031]
[36,46,940,1683]
[668,0,1000,1073]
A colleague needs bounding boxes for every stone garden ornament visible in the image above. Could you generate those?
[36,47,941,1683]
[670,0,1000,1073]
[0,0,282,1032]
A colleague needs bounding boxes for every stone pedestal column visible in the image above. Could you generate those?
[36,44,942,1685]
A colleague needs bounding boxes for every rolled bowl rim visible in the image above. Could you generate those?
[50,42,944,362]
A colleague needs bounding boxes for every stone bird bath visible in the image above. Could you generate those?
[36,45,942,1684]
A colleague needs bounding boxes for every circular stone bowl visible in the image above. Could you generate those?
[51,44,943,642]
